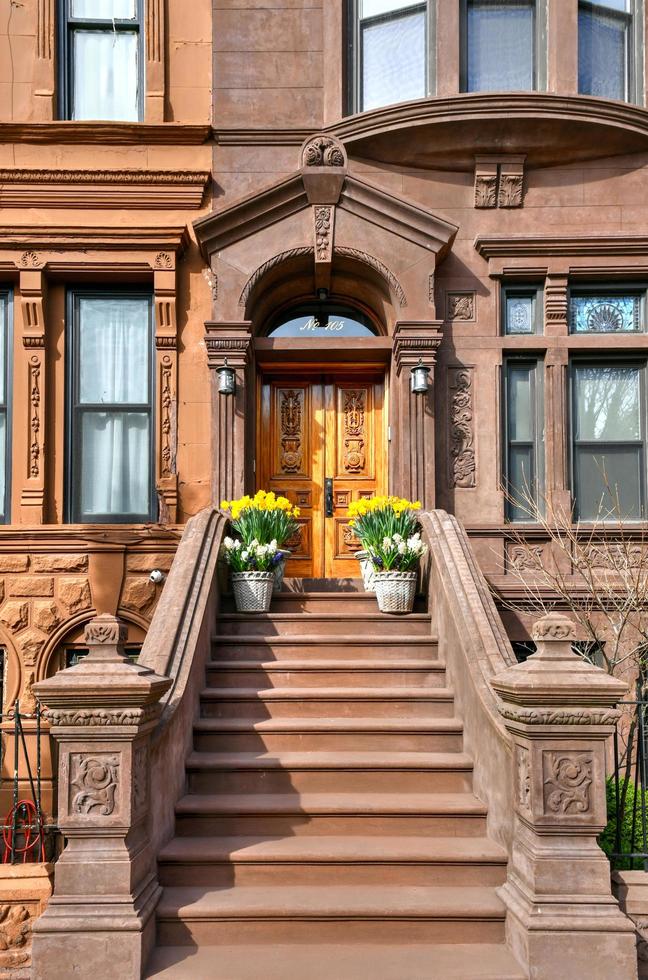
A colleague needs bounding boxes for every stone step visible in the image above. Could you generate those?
[193,715,459,752]
[267,590,428,614]
[216,612,432,637]
[155,884,507,945]
[205,660,445,689]
[157,835,507,888]
[146,943,526,980]
[211,634,439,661]
[185,750,472,794]
[174,792,488,837]
[200,687,455,720]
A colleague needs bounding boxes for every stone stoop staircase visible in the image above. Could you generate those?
[146,589,526,980]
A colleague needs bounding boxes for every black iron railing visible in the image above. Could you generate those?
[0,701,52,864]
[601,696,648,871]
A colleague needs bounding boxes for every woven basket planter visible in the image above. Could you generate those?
[231,571,275,613]
[373,570,417,614]
[355,550,376,592]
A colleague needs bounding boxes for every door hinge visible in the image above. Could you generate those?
[388,426,392,442]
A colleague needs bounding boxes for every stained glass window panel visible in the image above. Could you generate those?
[570,295,641,333]
[506,295,535,334]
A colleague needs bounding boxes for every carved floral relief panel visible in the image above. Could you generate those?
[542,750,593,818]
[278,388,306,477]
[69,752,120,818]
[448,368,476,489]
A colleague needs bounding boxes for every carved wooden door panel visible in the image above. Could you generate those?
[324,378,385,578]
[258,373,385,579]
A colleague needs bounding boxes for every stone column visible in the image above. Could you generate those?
[491,612,637,979]
[392,320,443,508]
[30,615,171,980]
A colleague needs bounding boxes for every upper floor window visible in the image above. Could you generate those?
[570,289,645,333]
[464,0,538,92]
[59,0,143,121]
[66,291,154,524]
[503,284,543,335]
[579,1,634,101]
[0,292,11,523]
[351,1,429,112]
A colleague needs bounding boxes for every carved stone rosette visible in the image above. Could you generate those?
[491,613,636,978]
[31,615,171,980]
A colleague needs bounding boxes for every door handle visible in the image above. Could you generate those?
[325,478,334,518]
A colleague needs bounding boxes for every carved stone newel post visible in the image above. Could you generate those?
[491,613,637,979]
[30,615,171,980]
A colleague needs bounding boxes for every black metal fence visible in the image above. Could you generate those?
[602,695,648,871]
[0,701,53,864]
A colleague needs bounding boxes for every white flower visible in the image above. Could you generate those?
[224,536,234,548]
[241,551,249,562]
[270,539,278,551]
[393,533,403,542]
[397,541,407,554]
[383,536,393,549]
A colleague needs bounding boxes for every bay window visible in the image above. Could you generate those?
[578,1,634,101]
[351,1,429,112]
[464,0,538,92]
[58,0,143,121]
[504,359,544,521]
[571,362,646,520]
[67,292,154,524]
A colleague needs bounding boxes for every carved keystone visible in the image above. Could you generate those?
[491,613,636,979]
[300,133,347,206]
[30,615,171,980]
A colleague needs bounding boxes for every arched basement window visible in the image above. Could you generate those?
[267,303,379,338]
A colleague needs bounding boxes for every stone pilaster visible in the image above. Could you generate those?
[492,613,637,980]
[30,615,171,980]
[392,321,443,508]
[204,321,253,503]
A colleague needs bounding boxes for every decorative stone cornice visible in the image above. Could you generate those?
[0,169,210,210]
[499,705,621,727]
[0,122,212,145]
[204,321,253,370]
[44,704,160,728]
[0,225,190,255]
[393,321,443,372]
[476,235,648,259]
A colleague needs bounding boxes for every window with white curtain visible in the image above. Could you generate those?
[59,0,143,121]
[464,0,537,92]
[578,1,634,101]
[0,292,11,523]
[67,293,154,523]
[352,1,429,112]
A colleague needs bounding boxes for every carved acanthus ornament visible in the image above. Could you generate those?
[447,293,475,321]
[314,206,334,263]
[343,390,366,474]
[449,369,476,489]
[542,751,593,815]
[475,175,498,209]
[280,391,303,474]
[84,618,128,646]
[474,157,525,209]
[532,617,576,641]
[508,544,545,572]
[500,706,621,727]
[44,704,160,728]
[301,135,347,169]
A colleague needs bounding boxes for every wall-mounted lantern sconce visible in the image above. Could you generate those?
[410,358,430,394]
[217,358,236,395]
[317,287,329,301]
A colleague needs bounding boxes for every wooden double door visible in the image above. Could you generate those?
[257,370,386,579]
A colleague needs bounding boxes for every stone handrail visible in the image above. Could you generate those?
[139,506,226,853]
[420,509,516,849]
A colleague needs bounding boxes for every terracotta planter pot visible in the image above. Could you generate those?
[231,571,274,613]
[373,570,417,614]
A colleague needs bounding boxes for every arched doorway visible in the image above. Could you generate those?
[256,301,388,579]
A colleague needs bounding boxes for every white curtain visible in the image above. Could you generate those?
[467,2,534,92]
[73,30,138,121]
[72,0,136,17]
[78,298,150,518]
[362,10,426,110]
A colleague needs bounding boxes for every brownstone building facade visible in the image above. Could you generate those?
[1,1,648,977]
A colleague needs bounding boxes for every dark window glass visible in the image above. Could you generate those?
[59,0,142,121]
[512,640,536,663]
[0,292,11,522]
[65,645,141,668]
[356,1,428,111]
[572,363,645,520]
[466,0,536,92]
[267,304,379,338]
[67,292,154,523]
[579,0,631,101]
[504,360,543,521]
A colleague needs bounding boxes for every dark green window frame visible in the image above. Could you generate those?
[348,0,432,113]
[65,288,155,525]
[57,0,145,121]
[503,357,544,521]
